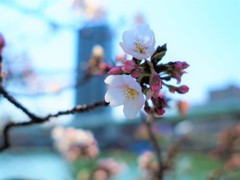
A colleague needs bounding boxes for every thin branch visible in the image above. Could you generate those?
[43,101,109,120]
[0,86,41,121]
[0,121,34,152]
[0,86,109,151]
[141,113,165,180]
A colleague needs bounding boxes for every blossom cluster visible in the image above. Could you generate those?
[90,158,126,180]
[138,151,158,179]
[51,126,99,161]
[105,24,189,119]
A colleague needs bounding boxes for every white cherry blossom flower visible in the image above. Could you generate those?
[119,24,156,60]
[105,75,145,119]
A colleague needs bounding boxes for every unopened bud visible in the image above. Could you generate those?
[150,73,162,92]
[144,105,152,114]
[108,66,123,75]
[131,67,142,78]
[182,62,189,69]
[122,60,136,73]
[174,61,182,70]
[177,85,189,94]
[154,108,165,116]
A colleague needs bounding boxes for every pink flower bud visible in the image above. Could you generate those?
[131,67,142,78]
[150,73,162,92]
[177,85,189,94]
[182,62,189,69]
[108,66,124,75]
[144,104,152,114]
[174,62,182,70]
[122,60,136,73]
[154,108,165,116]
[151,96,166,108]
[174,61,189,70]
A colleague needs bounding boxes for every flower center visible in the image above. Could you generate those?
[124,87,139,100]
[134,42,146,54]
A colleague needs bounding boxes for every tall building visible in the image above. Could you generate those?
[75,24,112,123]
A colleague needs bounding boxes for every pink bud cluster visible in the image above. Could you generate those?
[108,59,141,78]
[167,61,189,83]
[51,126,99,161]
[107,43,189,116]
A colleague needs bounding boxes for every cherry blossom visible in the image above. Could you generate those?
[51,126,99,161]
[119,24,156,60]
[104,75,145,119]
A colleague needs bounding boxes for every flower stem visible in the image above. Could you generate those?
[142,114,164,179]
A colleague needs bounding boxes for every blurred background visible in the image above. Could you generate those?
[0,0,240,179]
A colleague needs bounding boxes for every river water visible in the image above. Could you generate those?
[0,148,73,180]
[0,148,223,180]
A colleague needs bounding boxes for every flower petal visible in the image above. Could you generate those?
[122,74,136,85]
[104,75,125,87]
[122,30,135,47]
[105,88,125,107]
[123,94,144,119]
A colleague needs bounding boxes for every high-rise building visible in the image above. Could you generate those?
[75,24,112,124]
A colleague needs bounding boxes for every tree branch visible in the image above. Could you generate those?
[0,86,109,152]
[0,86,42,121]
[141,113,165,179]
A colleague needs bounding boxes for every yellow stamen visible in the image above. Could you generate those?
[124,87,139,100]
[134,42,146,54]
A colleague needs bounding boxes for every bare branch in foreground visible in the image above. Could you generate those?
[0,86,109,152]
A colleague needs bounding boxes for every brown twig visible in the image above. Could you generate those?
[141,113,165,179]
[0,86,109,152]
[0,86,42,121]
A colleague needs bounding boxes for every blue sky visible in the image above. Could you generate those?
[0,0,239,121]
